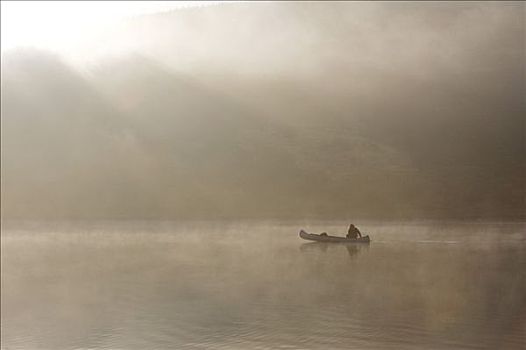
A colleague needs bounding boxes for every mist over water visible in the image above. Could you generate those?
[1,221,525,349]
[1,2,525,350]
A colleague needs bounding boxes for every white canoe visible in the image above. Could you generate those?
[299,230,370,243]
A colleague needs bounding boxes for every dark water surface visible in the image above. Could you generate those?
[2,221,525,349]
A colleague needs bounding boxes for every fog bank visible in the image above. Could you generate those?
[1,2,524,220]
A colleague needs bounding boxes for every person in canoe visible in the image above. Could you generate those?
[346,224,362,239]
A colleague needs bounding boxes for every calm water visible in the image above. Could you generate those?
[1,221,525,350]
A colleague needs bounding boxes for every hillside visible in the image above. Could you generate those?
[1,2,524,220]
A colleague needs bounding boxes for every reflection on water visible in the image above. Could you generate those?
[300,242,369,259]
[1,221,525,350]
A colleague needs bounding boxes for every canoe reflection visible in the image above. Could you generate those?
[300,241,369,259]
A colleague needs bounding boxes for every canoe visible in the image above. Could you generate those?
[299,229,370,243]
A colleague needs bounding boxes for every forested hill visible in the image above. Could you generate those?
[1,2,524,220]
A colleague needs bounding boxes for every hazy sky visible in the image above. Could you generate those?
[1,1,220,53]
